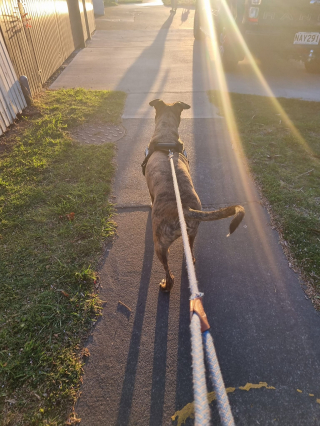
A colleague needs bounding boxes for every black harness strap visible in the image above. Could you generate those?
[141,140,187,176]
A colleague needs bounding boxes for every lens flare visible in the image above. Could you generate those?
[197,0,302,284]
[218,0,315,157]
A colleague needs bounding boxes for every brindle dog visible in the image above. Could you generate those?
[145,99,245,292]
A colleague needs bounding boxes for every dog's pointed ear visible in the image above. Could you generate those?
[149,99,165,108]
[173,101,191,112]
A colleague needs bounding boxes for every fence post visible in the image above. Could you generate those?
[82,0,91,41]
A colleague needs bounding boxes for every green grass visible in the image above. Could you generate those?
[162,0,195,7]
[119,0,142,3]
[104,0,118,6]
[0,88,126,425]
[208,90,320,302]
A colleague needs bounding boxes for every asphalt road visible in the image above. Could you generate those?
[51,2,320,425]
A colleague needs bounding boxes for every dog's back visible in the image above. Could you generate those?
[146,151,201,215]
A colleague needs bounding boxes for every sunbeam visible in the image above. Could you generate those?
[218,0,316,158]
[197,0,295,283]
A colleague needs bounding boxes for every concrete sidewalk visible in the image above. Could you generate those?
[51,4,320,425]
[51,6,320,102]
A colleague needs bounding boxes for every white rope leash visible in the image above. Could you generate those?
[168,152,199,297]
[168,151,235,426]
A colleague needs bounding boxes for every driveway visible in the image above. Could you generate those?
[51,2,320,425]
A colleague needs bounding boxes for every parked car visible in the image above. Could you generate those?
[194,0,320,72]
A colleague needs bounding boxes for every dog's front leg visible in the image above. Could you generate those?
[155,243,174,292]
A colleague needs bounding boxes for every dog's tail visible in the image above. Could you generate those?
[184,205,245,236]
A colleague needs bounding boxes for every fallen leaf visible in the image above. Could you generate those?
[81,348,90,358]
[65,413,81,425]
[66,212,75,221]
[56,289,70,297]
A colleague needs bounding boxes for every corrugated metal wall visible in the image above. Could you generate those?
[0,0,95,96]
[0,28,26,135]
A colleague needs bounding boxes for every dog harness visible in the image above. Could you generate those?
[141,139,188,176]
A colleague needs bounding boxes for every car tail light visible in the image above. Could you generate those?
[248,6,259,22]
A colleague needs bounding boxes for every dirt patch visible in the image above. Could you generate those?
[0,105,41,155]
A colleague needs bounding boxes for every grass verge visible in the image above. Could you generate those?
[0,88,126,425]
[119,0,142,3]
[162,0,195,7]
[208,90,320,305]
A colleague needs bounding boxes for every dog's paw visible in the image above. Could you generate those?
[159,278,173,292]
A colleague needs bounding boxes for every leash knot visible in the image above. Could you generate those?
[190,293,210,333]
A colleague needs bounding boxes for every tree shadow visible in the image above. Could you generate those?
[116,212,154,426]
[115,12,174,116]
[192,38,212,96]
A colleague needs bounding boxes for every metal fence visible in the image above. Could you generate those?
[0,27,26,134]
[0,0,95,96]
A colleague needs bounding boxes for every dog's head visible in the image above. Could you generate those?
[149,99,190,128]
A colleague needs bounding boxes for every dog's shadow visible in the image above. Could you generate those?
[149,286,170,425]
[116,212,154,425]
[116,216,195,426]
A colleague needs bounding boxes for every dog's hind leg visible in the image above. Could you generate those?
[188,235,196,264]
[155,243,174,292]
